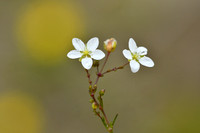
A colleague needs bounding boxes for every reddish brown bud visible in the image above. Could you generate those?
[104,38,117,52]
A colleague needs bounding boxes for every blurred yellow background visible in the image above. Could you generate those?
[0,0,200,133]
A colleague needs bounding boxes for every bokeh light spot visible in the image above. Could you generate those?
[16,1,85,65]
[0,92,45,133]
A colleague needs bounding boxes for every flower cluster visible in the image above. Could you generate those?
[67,37,154,73]
[67,37,155,133]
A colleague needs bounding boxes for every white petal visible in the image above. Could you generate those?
[123,49,132,60]
[81,57,93,70]
[91,49,105,60]
[129,38,137,53]
[136,47,147,56]
[130,60,140,73]
[87,37,99,51]
[67,50,83,59]
[72,38,85,51]
[139,56,154,67]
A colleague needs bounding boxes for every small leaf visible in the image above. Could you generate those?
[111,114,118,126]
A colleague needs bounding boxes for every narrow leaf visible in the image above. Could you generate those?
[111,114,118,126]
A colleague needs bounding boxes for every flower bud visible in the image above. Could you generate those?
[104,38,117,52]
[92,102,98,110]
[93,85,97,89]
[89,85,92,91]
[89,99,94,103]
[93,85,97,92]
[99,89,105,96]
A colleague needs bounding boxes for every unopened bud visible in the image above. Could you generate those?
[93,85,97,92]
[89,85,92,92]
[89,99,94,103]
[92,102,98,110]
[99,89,105,96]
[93,85,97,89]
[104,38,117,52]
[89,85,92,90]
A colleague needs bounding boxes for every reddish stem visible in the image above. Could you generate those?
[102,62,129,75]
[85,69,110,127]
[85,69,92,85]
[95,52,111,85]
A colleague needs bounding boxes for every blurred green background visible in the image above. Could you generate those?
[0,0,200,133]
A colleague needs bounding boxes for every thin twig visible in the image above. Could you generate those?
[95,52,111,85]
[100,52,110,73]
[97,65,99,73]
[102,62,129,75]
[85,69,92,85]
[99,106,110,125]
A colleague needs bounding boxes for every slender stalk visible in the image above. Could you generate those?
[95,52,111,85]
[94,110,102,119]
[97,65,99,73]
[100,52,110,73]
[85,69,92,85]
[99,105,110,124]
[102,62,129,75]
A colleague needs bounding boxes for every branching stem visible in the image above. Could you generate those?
[95,52,110,85]
[84,53,129,133]
[85,69,111,132]
[102,62,129,75]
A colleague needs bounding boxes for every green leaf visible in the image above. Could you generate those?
[111,114,118,127]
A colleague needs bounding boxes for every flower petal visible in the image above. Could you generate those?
[136,47,147,56]
[81,57,93,70]
[123,49,132,60]
[67,50,83,59]
[91,49,105,60]
[130,60,140,73]
[87,37,99,51]
[139,56,154,67]
[72,38,85,51]
[129,38,137,53]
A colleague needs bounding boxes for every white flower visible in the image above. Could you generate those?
[123,38,154,73]
[67,37,105,70]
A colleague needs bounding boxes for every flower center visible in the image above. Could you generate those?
[79,50,91,62]
[83,50,90,56]
[132,53,140,61]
